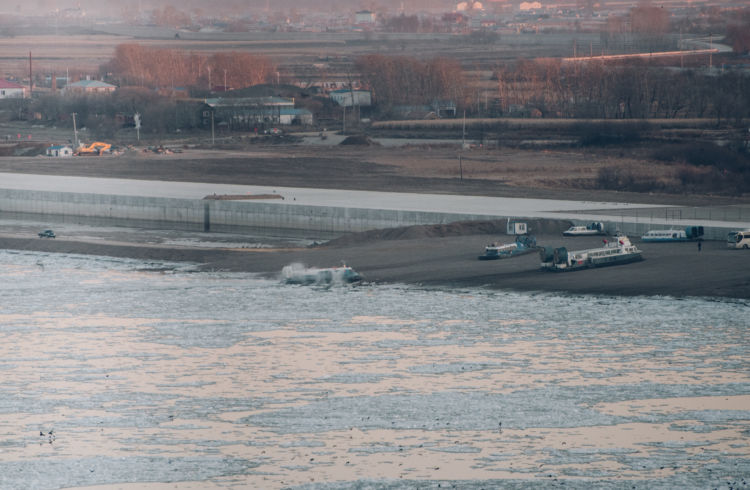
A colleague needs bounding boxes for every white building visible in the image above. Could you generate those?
[330,89,372,107]
[46,145,74,157]
[204,97,313,128]
[355,10,376,24]
[0,80,25,98]
[63,80,117,95]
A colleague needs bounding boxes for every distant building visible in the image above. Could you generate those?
[519,1,542,11]
[355,10,376,24]
[0,80,26,99]
[278,107,314,125]
[432,100,457,118]
[45,145,74,157]
[203,97,313,128]
[457,0,483,11]
[329,89,372,107]
[63,80,117,95]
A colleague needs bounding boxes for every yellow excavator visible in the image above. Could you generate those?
[76,141,111,156]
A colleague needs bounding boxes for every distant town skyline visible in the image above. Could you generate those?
[1,0,745,18]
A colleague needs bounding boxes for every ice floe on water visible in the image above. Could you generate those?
[0,249,748,489]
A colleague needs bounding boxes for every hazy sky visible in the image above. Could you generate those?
[11,0,459,16]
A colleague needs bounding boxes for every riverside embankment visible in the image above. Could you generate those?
[2,172,750,298]
[0,173,746,239]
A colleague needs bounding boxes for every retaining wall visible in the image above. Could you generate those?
[0,188,740,241]
[0,189,502,235]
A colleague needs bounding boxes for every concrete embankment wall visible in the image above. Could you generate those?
[0,188,740,241]
[0,189,506,236]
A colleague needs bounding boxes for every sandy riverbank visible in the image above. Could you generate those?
[2,219,748,299]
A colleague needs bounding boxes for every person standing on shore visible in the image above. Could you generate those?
[698,241,702,252]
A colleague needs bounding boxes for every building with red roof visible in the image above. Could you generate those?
[0,80,26,99]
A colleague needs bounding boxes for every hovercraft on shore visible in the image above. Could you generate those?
[478,235,537,260]
[641,226,704,242]
[563,222,606,236]
[540,235,642,271]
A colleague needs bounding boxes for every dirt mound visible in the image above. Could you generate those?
[324,219,572,247]
[339,134,379,146]
[203,194,283,200]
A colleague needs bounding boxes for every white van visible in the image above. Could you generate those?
[727,230,750,249]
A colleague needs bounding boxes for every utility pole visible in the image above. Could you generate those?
[211,109,215,145]
[462,110,466,149]
[28,51,32,98]
[134,112,141,142]
[207,66,212,91]
[223,69,227,91]
[71,112,78,149]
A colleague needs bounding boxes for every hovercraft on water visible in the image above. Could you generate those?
[282,263,361,285]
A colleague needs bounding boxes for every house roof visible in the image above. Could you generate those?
[206,96,294,108]
[47,145,72,150]
[330,89,370,95]
[66,80,117,89]
[279,108,312,116]
[0,80,24,89]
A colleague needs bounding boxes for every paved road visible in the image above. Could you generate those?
[0,171,660,213]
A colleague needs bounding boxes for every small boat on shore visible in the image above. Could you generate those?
[641,226,704,242]
[563,222,605,236]
[282,263,361,285]
[540,235,642,271]
[478,235,537,260]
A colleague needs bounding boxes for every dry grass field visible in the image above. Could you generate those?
[0,29,600,80]
[0,28,745,203]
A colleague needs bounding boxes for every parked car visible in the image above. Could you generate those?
[38,229,56,238]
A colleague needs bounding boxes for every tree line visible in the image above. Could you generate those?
[354,54,465,109]
[26,89,203,139]
[7,43,750,139]
[103,44,276,91]
[493,58,750,122]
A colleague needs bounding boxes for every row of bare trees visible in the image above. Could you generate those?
[726,10,750,55]
[494,59,750,122]
[354,55,465,108]
[27,89,203,138]
[103,44,276,91]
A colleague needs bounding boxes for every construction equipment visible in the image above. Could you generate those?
[76,141,111,156]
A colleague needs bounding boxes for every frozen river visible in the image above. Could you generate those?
[0,249,748,489]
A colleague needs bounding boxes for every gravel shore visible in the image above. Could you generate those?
[2,219,748,299]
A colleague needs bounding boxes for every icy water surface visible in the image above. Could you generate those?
[0,249,748,489]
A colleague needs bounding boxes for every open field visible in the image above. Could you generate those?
[0,29,689,81]
[0,141,747,206]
